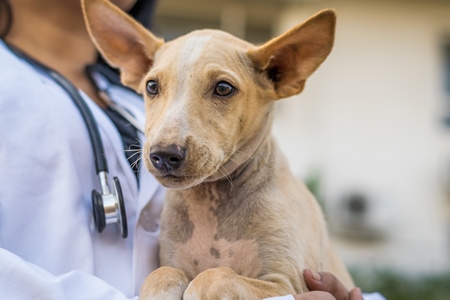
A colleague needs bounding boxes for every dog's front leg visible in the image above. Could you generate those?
[140,266,189,300]
[183,267,294,300]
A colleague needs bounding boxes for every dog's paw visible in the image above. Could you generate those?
[140,266,189,300]
[183,267,259,300]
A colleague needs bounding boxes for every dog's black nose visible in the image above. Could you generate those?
[150,144,186,172]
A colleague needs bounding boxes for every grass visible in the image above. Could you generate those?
[350,269,450,300]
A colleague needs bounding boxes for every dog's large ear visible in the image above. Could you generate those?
[82,0,164,90]
[247,9,336,99]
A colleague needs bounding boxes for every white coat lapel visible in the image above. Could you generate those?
[80,91,139,201]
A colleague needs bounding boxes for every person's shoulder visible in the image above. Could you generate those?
[0,40,30,77]
[0,41,52,103]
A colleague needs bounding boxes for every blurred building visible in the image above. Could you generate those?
[154,0,450,275]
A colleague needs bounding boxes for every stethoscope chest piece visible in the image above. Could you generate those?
[92,173,128,238]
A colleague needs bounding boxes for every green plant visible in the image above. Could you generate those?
[304,171,324,209]
[350,268,450,300]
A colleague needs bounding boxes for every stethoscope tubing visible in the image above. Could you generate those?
[3,40,129,238]
[3,41,109,174]
[47,69,109,173]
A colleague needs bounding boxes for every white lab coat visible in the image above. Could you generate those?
[0,40,164,299]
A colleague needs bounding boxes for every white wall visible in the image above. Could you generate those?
[272,0,450,274]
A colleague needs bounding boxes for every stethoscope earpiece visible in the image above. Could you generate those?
[92,173,128,238]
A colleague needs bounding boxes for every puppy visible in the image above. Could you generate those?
[82,0,354,299]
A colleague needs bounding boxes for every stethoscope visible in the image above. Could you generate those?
[4,41,144,238]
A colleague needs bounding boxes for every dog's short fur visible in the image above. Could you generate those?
[82,0,354,298]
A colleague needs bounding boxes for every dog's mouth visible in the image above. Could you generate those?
[154,172,205,190]
[148,163,205,188]
[144,143,226,189]
[154,169,188,179]
[159,173,191,180]
[161,174,178,179]
[150,154,236,188]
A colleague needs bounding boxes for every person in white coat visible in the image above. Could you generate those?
[0,0,164,298]
[0,0,384,299]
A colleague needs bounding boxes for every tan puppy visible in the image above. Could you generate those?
[82,0,354,298]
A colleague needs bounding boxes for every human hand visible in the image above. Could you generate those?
[292,269,363,300]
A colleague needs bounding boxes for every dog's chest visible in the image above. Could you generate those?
[167,193,263,280]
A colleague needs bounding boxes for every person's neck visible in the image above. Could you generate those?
[5,0,97,78]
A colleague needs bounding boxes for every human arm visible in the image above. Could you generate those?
[0,248,138,300]
[300,269,386,300]
[294,269,363,300]
[0,47,152,300]
[264,269,386,300]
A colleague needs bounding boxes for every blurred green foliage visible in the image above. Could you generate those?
[304,171,324,209]
[351,269,450,300]
[304,173,450,299]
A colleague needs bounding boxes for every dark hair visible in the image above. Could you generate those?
[0,0,12,38]
[96,0,159,80]
[128,0,158,31]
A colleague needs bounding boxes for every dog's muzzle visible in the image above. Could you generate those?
[149,144,186,174]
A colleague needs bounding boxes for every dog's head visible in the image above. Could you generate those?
[82,0,335,189]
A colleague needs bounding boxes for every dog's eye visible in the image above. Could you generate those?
[146,80,159,96]
[214,81,235,97]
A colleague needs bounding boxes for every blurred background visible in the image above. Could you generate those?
[152,0,450,299]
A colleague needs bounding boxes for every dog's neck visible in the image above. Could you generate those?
[181,133,277,205]
[169,135,279,244]
[204,108,275,184]
[227,135,275,188]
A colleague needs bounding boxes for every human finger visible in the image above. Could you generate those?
[348,288,363,300]
[303,269,349,300]
[293,291,337,300]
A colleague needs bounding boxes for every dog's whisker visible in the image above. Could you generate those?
[226,156,241,165]
[234,149,254,160]
[130,154,142,165]
[219,166,234,190]
[202,157,234,189]
[125,140,143,154]
[215,163,234,189]
[127,151,143,162]
[130,156,143,171]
